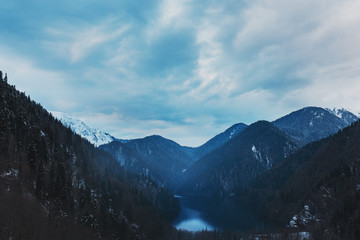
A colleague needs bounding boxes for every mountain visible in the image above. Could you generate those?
[273,106,358,146]
[51,111,114,147]
[239,119,360,239]
[326,107,359,125]
[180,121,298,197]
[0,72,180,240]
[101,135,194,191]
[101,124,247,191]
[183,123,247,160]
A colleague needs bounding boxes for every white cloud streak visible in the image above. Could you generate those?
[45,18,128,63]
[2,0,360,146]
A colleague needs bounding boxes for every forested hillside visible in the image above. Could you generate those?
[101,135,194,191]
[238,119,360,239]
[180,121,298,197]
[0,71,179,240]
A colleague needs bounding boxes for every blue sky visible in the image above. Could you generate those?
[1,0,360,146]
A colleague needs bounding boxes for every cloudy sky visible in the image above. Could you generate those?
[1,0,360,146]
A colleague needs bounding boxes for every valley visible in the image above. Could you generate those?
[1,71,360,239]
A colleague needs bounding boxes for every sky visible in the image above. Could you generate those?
[1,0,360,147]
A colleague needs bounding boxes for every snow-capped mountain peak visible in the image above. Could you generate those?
[325,107,359,125]
[51,111,114,147]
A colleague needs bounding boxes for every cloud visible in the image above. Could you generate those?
[75,111,226,147]
[2,0,360,146]
[44,18,129,63]
[0,46,75,111]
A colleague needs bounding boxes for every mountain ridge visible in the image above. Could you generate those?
[0,72,180,240]
[51,111,115,147]
[180,120,298,197]
[273,106,358,146]
[238,119,360,239]
[69,106,358,193]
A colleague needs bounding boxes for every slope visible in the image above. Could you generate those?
[242,120,360,239]
[273,106,358,146]
[183,123,247,161]
[51,111,114,147]
[101,135,194,191]
[0,72,179,240]
[181,121,298,197]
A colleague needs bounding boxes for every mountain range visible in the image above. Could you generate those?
[179,106,358,197]
[55,106,358,196]
[2,69,360,239]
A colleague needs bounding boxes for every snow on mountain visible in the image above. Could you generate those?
[325,107,359,125]
[51,111,114,147]
[274,107,358,146]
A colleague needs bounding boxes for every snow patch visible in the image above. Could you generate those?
[251,145,270,167]
[51,111,114,147]
[229,130,235,139]
[252,145,261,161]
[298,232,311,240]
[288,205,317,228]
[252,145,256,153]
[328,108,344,119]
[0,169,18,178]
[266,156,271,169]
[326,107,359,124]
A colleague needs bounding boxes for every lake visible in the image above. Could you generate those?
[172,195,272,232]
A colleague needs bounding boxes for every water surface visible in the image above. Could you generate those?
[173,195,271,232]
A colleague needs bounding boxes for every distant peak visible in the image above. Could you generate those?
[298,106,327,113]
[245,120,275,132]
[251,120,272,126]
[140,135,165,141]
[326,107,347,116]
[228,122,247,129]
[325,107,359,123]
[50,111,114,147]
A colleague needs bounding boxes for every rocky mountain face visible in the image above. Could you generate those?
[180,121,298,197]
[273,106,358,146]
[51,111,114,147]
[326,107,359,125]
